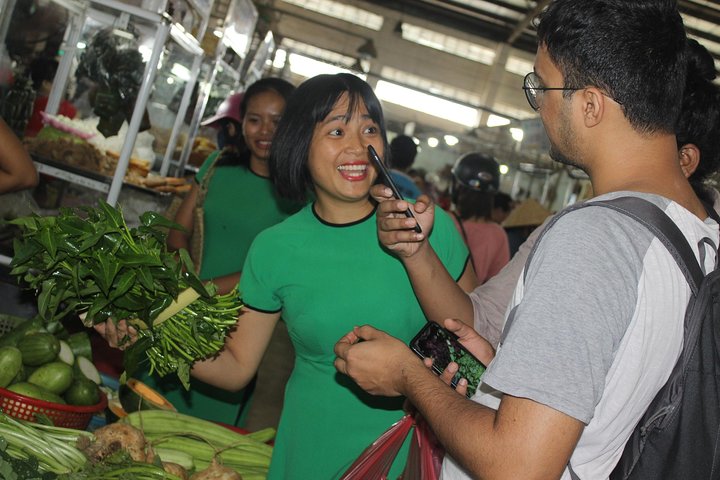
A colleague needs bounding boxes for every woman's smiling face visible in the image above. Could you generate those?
[242,89,286,164]
[307,93,383,208]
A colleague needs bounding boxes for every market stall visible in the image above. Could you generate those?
[0,201,272,479]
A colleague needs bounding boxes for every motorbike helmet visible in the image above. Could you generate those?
[451,152,500,194]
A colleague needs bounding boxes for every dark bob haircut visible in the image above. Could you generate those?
[536,0,687,135]
[269,73,388,202]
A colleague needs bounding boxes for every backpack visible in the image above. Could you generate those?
[538,196,720,479]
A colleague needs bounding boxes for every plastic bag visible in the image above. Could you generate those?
[339,413,445,480]
[401,414,445,480]
[340,414,413,480]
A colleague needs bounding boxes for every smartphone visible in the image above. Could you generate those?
[409,322,485,397]
[367,145,422,234]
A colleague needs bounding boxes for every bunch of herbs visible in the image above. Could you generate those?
[9,201,242,388]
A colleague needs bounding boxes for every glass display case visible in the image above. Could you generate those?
[2,0,208,210]
[174,0,258,175]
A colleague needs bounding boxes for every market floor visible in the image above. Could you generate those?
[242,321,294,432]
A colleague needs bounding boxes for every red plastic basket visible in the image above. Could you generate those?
[0,387,107,430]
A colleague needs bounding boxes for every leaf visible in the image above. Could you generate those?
[123,336,152,378]
[113,291,145,311]
[77,229,106,252]
[98,200,125,229]
[94,251,121,296]
[10,238,44,266]
[57,215,93,236]
[37,278,56,319]
[109,269,136,301]
[136,266,155,291]
[140,210,183,230]
[147,295,173,322]
[115,251,163,267]
[86,296,112,324]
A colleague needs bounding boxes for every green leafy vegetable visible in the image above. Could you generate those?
[10,201,242,388]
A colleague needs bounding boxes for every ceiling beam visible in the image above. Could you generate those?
[363,0,537,53]
[507,0,551,45]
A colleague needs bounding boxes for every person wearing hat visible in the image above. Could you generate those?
[449,152,510,284]
[146,77,301,428]
[201,91,244,150]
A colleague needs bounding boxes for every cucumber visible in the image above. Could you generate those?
[66,331,93,359]
[28,361,74,395]
[17,332,60,366]
[73,356,101,385]
[0,346,22,388]
[57,340,75,365]
[7,382,66,404]
[0,316,44,348]
[11,363,27,384]
[64,378,101,406]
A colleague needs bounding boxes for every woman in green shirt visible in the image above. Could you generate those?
[147,77,301,427]
[191,73,477,478]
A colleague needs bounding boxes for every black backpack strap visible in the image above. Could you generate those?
[585,197,703,294]
[524,196,703,294]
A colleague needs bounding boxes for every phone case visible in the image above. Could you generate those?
[409,322,485,397]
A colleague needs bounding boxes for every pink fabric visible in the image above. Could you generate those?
[453,218,510,284]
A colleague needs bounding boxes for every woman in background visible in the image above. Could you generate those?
[148,77,300,427]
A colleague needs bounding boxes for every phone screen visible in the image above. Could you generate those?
[367,145,422,234]
[409,322,485,397]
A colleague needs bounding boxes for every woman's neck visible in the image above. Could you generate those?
[314,197,374,225]
[249,156,269,177]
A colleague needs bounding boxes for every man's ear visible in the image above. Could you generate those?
[579,88,605,128]
[679,143,701,178]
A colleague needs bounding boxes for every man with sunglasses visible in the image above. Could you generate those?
[334,1,719,479]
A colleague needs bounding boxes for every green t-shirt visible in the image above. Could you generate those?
[240,203,470,480]
[195,152,302,280]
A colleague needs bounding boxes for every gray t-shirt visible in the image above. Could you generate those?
[443,191,719,480]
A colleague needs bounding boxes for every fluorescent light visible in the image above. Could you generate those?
[487,114,511,127]
[444,135,459,146]
[427,137,439,148]
[286,53,361,79]
[273,49,287,69]
[375,80,480,128]
[510,127,524,142]
[76,41,86,49]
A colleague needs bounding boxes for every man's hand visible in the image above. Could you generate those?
[371,184,434,258]
[334,325,424,397]
[443,318,496,367]
[434,318,496,396]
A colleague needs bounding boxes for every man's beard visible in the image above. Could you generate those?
[548,108,586,173]
[549,145,582,170]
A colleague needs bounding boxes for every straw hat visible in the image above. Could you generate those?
[502,198,552,228]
